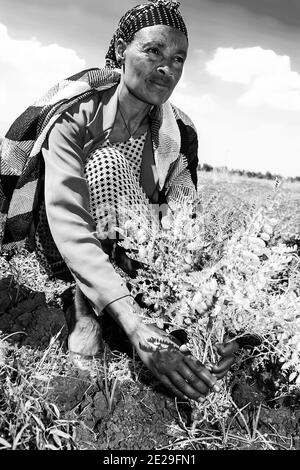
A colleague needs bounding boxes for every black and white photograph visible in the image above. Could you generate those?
[0,0,299,454]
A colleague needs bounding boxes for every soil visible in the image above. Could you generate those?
[0,275,299,450]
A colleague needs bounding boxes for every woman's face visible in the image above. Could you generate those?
[118,24,188,106]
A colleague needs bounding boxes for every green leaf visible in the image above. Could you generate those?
[289,371,297,382]
[32,414,46,431]
[0,437,11,449]
[50,403,60,419]
[12,424,29,450]
[45,444,59,450]
[50,428,71,440]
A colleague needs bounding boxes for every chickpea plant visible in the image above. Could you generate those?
[104,182,300,420]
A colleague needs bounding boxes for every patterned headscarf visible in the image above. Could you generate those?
[105,0,188,68]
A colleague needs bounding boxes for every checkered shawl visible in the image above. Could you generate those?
[0,68,122,252]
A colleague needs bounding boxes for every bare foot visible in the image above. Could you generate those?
[67,316,103,357]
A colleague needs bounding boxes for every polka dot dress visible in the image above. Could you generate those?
[84,132,152,238]
[35,199,72,279]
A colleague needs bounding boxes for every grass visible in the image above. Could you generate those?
[0,171,299,450]
[0,333,78,450]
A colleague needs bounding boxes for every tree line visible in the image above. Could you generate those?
[199,163,300,183]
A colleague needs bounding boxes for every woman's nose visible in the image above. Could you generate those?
[157,63,174,77]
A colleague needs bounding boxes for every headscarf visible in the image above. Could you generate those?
[105,0,188,68]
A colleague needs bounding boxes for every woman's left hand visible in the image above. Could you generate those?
[209,341,240,379]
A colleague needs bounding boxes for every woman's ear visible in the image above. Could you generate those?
[115,38,127,66]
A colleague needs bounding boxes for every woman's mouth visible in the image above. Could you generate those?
[149,80,170,90]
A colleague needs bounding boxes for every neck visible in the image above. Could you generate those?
[117,80,152,134]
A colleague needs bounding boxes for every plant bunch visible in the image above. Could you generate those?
[113,184,300,392]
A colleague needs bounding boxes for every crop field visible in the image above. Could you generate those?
[0,170,299,450]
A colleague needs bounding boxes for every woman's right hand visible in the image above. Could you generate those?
[106,296,219,401]
[129,322,219,401]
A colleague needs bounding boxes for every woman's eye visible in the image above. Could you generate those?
[147,48,160,55]
[174,56,184,64]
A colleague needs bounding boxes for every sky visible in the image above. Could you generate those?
[0,0,300,177]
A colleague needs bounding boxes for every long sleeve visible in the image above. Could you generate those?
[42,100,131,313]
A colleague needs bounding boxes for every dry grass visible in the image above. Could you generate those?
[0,333,78,450]
[0,172,299,450]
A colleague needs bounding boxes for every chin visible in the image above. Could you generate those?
[148,97,167,106]
[130,83,173,106]
[145,92,172,106]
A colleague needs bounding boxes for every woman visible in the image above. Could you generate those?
[0,0,238,401]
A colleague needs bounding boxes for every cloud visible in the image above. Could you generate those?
[0,24,86,134]
[172,91,218,120]
[0,80,7,107]
[206,46,300,111]
[196,119,300,177]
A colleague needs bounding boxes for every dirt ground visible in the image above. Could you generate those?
[0,276,299,450]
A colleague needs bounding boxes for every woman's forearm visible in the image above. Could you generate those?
[105,296,144,339]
